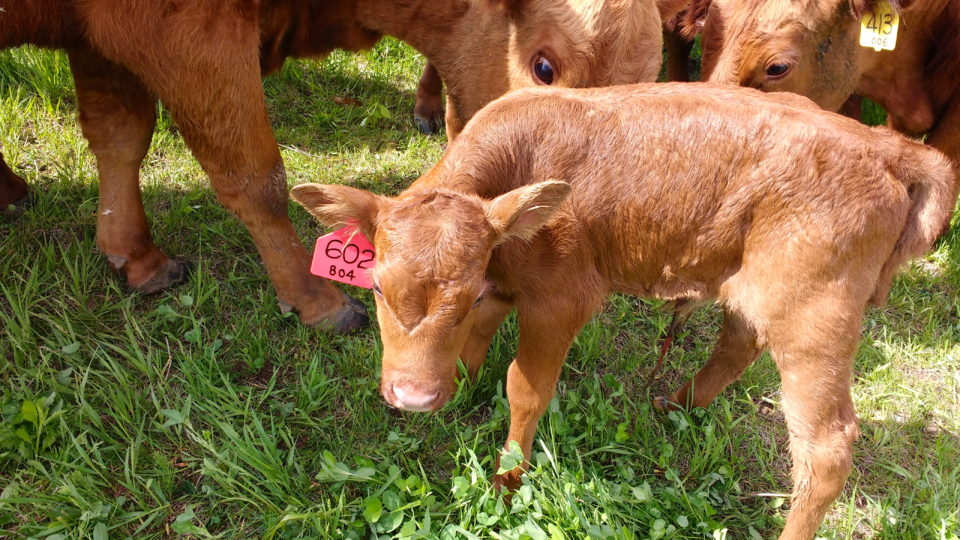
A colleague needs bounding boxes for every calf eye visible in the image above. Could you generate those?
[472,294,484,308]
[373,283,383,297]
[765,63,791,79]
[532,55,556,85]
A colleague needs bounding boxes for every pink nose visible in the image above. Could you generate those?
[390,383,440,412]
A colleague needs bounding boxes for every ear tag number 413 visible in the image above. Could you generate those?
[310,227,375,289]
[860,0,899,51]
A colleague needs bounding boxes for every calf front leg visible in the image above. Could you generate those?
[69,50,188,293]
[413,63,444,135]
[495,297,596,490]
[0,152,29,211]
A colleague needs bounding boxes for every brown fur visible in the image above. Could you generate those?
[413,0,685,132]
[293,83,955,539]
[688,0,960,193]
[0,0,663,328]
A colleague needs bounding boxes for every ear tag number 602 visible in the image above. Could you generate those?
[310,226,376,289]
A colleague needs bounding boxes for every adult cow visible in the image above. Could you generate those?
[0,0,664,331]
[681,0,960,192]
[411,0,691,134]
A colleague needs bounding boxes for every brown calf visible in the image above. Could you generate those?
[685,0,960,189]
[0,0,663,330]
[293,83,955,538]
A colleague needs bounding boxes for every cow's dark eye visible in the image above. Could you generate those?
[765,62,791,79]
[532,55,556,85]
[373,283,383,297]
[472,294,484,308]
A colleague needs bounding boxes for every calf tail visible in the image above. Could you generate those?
[870,142,957,304]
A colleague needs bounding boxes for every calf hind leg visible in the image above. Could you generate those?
[0,152,30,212]
[655,308,763,410]
[768,300,863,539]
[69,51,189,293]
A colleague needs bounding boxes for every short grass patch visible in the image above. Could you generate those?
[2,42,959,539]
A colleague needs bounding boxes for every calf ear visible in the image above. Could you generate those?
[485,180,571,243]
[290,183,385,235]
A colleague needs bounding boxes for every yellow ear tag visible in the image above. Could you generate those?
[859,0,899,51]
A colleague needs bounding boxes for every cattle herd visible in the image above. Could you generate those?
[2,1,957,538]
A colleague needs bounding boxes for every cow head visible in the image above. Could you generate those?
[695,0,908,111]
[291,180,570,411]
[435,0,665,136]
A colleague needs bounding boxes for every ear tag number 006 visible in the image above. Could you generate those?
[310,227,375,289]
[859,0,898,51]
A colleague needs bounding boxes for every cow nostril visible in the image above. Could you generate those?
[391,383,440,412]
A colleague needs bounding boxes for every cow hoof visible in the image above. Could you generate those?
[330,294,370,334]
[308,295,370,334]
[133,259,193,295]
[413,113,443,136]
[1,195,30,216]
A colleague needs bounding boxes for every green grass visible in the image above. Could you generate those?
[2,41,959,539]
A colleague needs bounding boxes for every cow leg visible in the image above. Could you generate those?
[837,94,862,122]
[115,39,367,330]
[460,295,514,379]
[656,307,763,410]
[664,29,694,82]
[494,296,596,490]
[768,299,862,540]
[0,152,29,212]
[67,51,190,292]
[413,62,444,135]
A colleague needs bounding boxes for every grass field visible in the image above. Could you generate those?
[1,41,959,540]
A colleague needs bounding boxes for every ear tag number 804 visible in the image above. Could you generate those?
[310,227,375,289]
[859,0,899,51]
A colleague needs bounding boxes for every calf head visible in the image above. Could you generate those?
[695,0,908,111]
[437,0,664,135]
[292,180,570,411]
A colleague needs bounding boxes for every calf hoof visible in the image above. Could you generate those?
[653,395,682,412]
[413,110,444,135]
[492,470,523,495]
[132,259,193,295]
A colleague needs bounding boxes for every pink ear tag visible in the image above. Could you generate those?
[310,226,376,289]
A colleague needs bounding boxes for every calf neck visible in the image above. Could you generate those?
[294,83,955,539]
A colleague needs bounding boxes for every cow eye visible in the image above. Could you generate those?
[532,55,556,85]
[765,62,791,79]
[373,283,383,297]
[472,294,484,308]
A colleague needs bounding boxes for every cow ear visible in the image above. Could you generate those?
[848,0,907,19]
[485,180,571,243]
[290,183,386,236]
